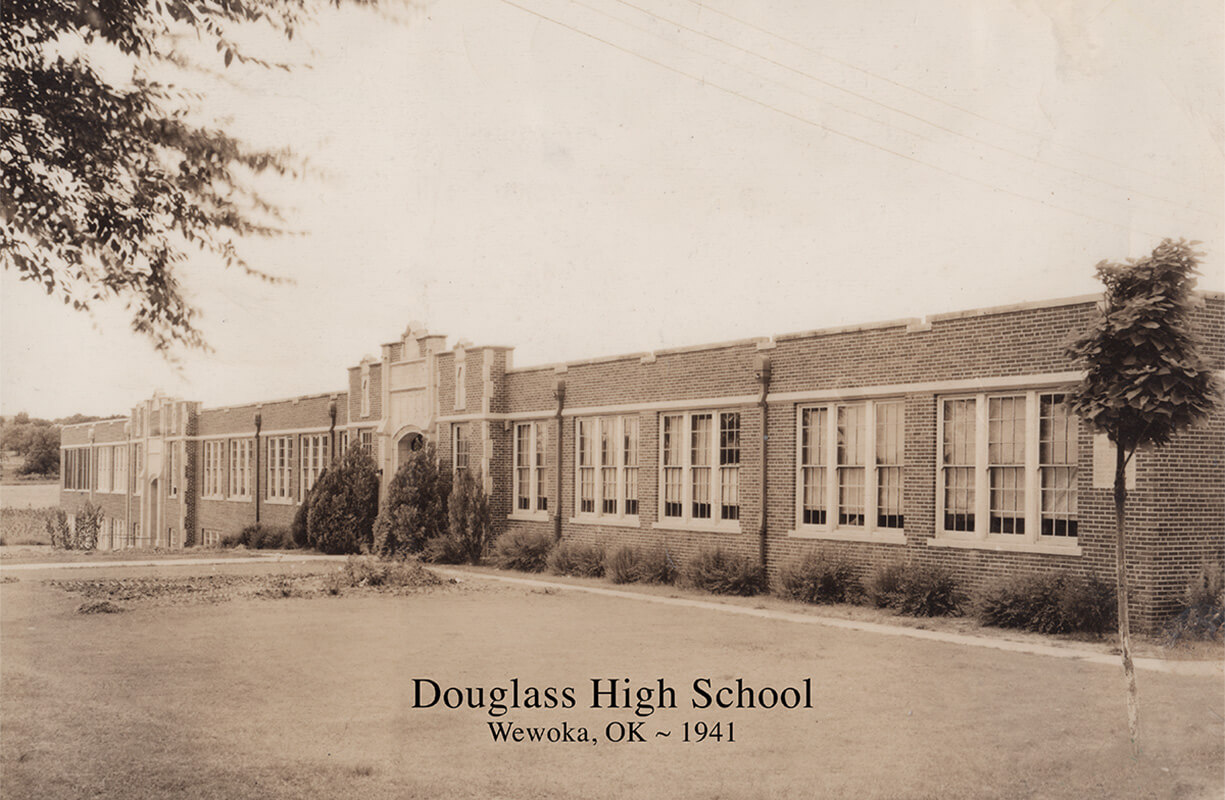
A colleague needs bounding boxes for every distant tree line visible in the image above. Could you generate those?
[0,412,114,479]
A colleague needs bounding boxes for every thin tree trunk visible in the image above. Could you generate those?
[1115,442,1140,756]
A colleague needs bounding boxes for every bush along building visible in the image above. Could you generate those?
[60,296,1223,630]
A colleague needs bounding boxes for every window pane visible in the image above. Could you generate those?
[875,402,904,528]
[1040,394,1078,537]
[719,413,740,519]
[837,405,865,526]
[801,408,827,526]
[988,396,1025,534]
[623,416,638,515]
[691,414,712,519]
[942,399,975,531]
[662,415,682,517]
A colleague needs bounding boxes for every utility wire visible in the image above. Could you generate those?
[680,0,1182,188]
[613,0,1214,218]
[496,0,1161,238]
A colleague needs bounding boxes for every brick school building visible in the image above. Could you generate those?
[60,294,1224,630]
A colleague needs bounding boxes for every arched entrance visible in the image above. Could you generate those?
[395,431,425,471]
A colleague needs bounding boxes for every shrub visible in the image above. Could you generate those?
[373,443,451,558]
[490,529,554,573]
[47,504,101,550]
[421,533,469,565]
[446,469,493,565]
[605,544,677,585]
[776,549,860,605]
[978,572,1115,634]
[307,447,380,555]
[323,555,443,594]
[867,563,963,617]
[1164,562,1225,643]
[865,563,907,609]
[680,548,765,596]
[547,540,606,578]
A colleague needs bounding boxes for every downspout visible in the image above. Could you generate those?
[254,411,263,525]
[328,398,338,464]
[553,378,565,542]
[755,355,772,571]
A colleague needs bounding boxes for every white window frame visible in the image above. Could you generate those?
[452,424,468,474]
[266,435,294,503]
[202,440,225,499]
[229,439,252,500]
[96,445,113,493]
[571,415,641,527]
[301,434,328,497]
[791,399,906,543]
[654,410,740,533]
[114,445,128,495]
[933,391,1080,551]
[510,421,549,521]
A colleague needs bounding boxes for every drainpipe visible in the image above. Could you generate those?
[755,355,772,571]
[553,378,565,541]
[253,411,263,525]
[327,398,338,464]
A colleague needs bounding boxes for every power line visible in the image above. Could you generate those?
[496,0,1162,238]
[610,0,1214,218]
[680,0,1182,188]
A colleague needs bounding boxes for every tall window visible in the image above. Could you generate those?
[659,410,740,527]
[114,445,128,495]
[576,415,640,520]
[301,434,328,496]
[266,436,293,501]
[63,448,90,490]
[133,444,143,496]
[167,442,177,497]
[452,424,468,474]
[229,439,252,498]
[339,430,350,455]
[1039,394,1078,537]
[360,364,371,417]
[97,446,113,493]
[203,441,225,498]
[359,429,374,458]
[454,362,466,410]
[939,391,1079,543]
[513,422,549,514]
[797,400,904,534]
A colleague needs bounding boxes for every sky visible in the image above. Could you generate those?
[2,0,1222,418]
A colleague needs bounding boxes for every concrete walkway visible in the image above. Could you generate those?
[432,567,1224,678]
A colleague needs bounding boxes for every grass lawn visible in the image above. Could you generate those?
[2,563,1222,799]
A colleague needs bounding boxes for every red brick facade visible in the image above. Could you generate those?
[61,296,1224,630]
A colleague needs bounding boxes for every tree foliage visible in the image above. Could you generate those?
[1,0,356,351]
[445,468,492,565]
[1066,239,1221,451]
[20,427,61,476]
[373,442,451,558]
[306,446,379,555]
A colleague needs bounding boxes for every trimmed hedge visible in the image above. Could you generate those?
[221,523,293,550]
[977,571,1115,634]
[680,548,765,597]
[605,544,677,585]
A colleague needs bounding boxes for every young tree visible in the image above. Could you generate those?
[373,442,451,558]
[20,427,61,477]
[1,0,373,351]
[1066,238,1221,754]
[445,469,493,566]
[307,447,380,555]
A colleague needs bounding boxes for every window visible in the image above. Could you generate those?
[454,362,466,410]
[167,442,177,497]
[301,434,328,496]
[452,424,468,474]
[359,429,374,458]
[796,400,904,535]
[114,445,128,495]
[266,436,293,502]
[134,444,143,496]
[63,448,90,490]
[513,422,549,515]
[1039,394,1078,537]
[202,528,222,547]
[360,363,371,417]
[96,446,113,493]
[203,441,225,498]
[339,430,350,454]
[938,392,1079,543]
[574,415,640,521]
[659,411,740,527]
[229,439,252,498]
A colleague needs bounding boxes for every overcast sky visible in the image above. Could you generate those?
[3,0,1222,419]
